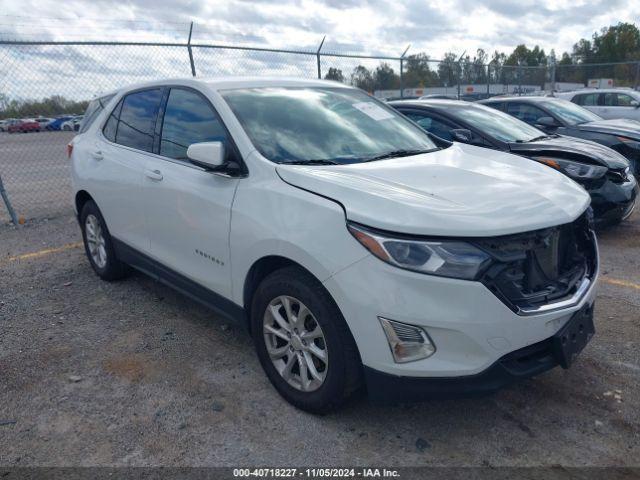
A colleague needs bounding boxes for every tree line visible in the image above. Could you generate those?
[0,94,88,120]
[324,22,640,91]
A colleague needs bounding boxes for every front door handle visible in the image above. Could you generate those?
[91,150,103,161]
[144,169,163,181]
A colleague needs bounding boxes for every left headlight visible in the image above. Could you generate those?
[347,223,491,280]
[533,156,607,180]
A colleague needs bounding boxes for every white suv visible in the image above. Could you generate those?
[557,88,640,121]
[70,78,598,412]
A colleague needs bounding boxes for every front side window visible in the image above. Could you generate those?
[115,89,163,153]
[617,94,635,107]
[221,87,437,164]
[540,99,601,125]
[160,88,227,160]
[404,112,455,141]
[505,103,547,124]
[447,104,544,143]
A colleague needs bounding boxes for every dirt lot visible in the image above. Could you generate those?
[0,209,638,468]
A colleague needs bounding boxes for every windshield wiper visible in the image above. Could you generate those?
[279,159,340,165]
[361,149,432,162]
[515,135,550,143]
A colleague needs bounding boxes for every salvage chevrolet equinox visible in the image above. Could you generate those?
[71,78,598,413]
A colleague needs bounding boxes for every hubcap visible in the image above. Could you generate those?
[85,214,107,269]
[263,295,328,392]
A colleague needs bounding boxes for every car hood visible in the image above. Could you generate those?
[577,118,640,141]
[275,144,590,237]
[508,135,629,169]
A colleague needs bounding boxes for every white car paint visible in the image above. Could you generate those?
[71,77,595,389]
[558,88,640,121]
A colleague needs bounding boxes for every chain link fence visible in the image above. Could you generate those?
[1,38,639,225]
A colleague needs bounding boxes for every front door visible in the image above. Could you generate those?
[142,87,240,299]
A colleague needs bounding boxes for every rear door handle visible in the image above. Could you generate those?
[91,150,103,161]
[144,169,163,181]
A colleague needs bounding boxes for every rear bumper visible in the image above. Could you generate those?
[365,303,595,404]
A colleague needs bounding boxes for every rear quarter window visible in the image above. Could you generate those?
[80,94,114,134]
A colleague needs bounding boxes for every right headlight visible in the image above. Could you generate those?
[347,223,491,280]
[533,156,608,180]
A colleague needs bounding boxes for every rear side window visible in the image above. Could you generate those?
[80,94,114,133]
[160,88,228,160]
[103,88,163,153]
[117,89,163,152]
[574,93,598,106]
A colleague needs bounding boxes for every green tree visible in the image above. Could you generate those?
[350,65,374,92]
[324,67,345,83]
[373,62,400,90]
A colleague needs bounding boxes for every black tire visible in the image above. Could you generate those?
[251,266,362,414]
[79,200,129,281]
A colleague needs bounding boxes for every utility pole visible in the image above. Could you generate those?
[399,45,410,98]
[456,50,466,100]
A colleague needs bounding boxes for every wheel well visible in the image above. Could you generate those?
[75,190,93,217]
[243,256,311,329]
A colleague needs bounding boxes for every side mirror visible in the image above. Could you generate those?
[450,128,473,143]
[535,116,560,129]
[631,100,640,109]
[187,142,225,170]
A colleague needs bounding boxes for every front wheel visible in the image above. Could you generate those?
[80,200,129,281]
[251,266,362,414]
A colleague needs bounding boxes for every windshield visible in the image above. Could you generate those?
[447,104,545,143]
[221,87,437,164]
[541,99,601,125]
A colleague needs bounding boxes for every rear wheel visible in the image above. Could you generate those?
[80,200,129,281]
[251,266,362,414]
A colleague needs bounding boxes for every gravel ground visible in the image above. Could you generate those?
[0,209,638,468]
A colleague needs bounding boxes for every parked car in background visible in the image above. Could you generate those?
[35,117,54,129]
[61,115,84,131]
[8,119,41,133]
[0,118,19,132]
[557,89,640,121]
[46,116,73,131]
[391,99,637,225]
[480,96,640,177]
[71,78,598,412]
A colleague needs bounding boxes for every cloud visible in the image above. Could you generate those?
[1,0,640,102]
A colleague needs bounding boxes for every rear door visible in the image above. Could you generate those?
[573,92,602,116]
[141,86,241,299]
[91,87,164,253]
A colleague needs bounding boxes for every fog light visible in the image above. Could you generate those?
[379,317,436,363]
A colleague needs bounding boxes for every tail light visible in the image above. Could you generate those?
[67,142,73,159]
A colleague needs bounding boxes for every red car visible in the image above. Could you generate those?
[8,119,41,133]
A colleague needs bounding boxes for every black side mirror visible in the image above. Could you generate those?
[450,128,473,143]
[631,100,640,109]
[535,116,560,129]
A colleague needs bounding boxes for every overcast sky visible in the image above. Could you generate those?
[1,0,640,102]
[2,0,640,58]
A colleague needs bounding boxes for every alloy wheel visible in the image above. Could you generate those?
[85,214,107,269]
[263,295,329,392]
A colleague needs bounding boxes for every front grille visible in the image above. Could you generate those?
[475,210,597,314]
